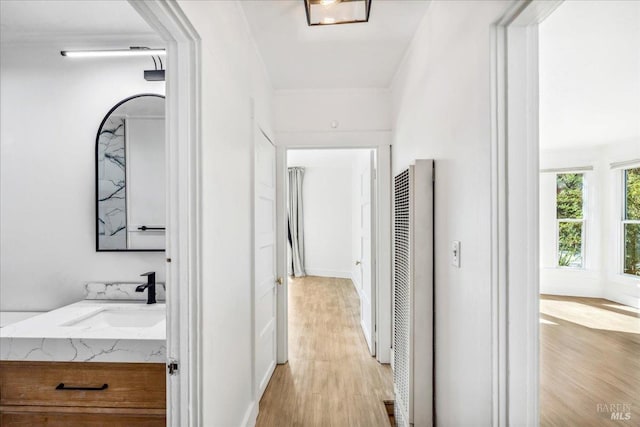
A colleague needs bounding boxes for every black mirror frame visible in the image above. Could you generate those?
[95,93,166,252]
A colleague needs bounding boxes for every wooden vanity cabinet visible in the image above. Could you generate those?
[0,361,165,426]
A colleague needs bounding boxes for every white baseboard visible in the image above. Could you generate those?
[604,289,640,309]
[241,400,258,427]
[304,268,351,279]
[542,289,640,309]
[540,271,640,309]
[539,289,603,299]
[539,269,603,299]
[350,270,361,288]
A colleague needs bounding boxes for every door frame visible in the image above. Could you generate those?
[128,1,202,426]
[491,1,563,425]
[275,137,392,364]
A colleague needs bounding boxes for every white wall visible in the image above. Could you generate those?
[275,88,391,133]
[390,1,512,424]
[177,1,273,426]
[287,149,372,280]
[275,88,391,148]
[539,0,640,150]
[288,150,353,278]
[539,142,640,308]
[0,43,166,312]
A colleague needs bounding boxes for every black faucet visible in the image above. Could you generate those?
[136,272,157,304]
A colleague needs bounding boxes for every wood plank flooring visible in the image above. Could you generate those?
[540,295,640,426]
[256,284,640,426]
[256,276,393,427]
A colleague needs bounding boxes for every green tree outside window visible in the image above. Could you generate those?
[623,168,640,276]
[556,173,584,268]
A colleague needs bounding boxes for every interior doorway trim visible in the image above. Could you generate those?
[491,1,563,425]
[275,138,392,365]
[128,1,202,426]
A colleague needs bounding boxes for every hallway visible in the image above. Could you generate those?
[256,276,393,427]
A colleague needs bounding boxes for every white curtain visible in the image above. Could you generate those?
[288,167,306,277]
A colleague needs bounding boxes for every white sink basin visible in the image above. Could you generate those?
[64,307,165,328]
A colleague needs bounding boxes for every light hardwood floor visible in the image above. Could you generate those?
[540,295,640,426]
[256,276,393,427]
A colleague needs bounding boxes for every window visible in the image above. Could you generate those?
[623,167,640,276]
[556,173,584,268]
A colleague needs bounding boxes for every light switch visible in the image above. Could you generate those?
[451,241,461,268]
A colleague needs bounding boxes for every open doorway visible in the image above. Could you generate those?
[0,0,184,425]
[287,149,377,354]
[256,148,393,425]
[537,1,640,424]
[494,0,640,423]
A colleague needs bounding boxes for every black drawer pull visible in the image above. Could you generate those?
[56,383,108,391]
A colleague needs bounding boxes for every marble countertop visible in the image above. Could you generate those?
[0,300,165,341]
[0,296,166,363]
[0,312,43,328]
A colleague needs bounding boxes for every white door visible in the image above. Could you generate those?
[358,151,376,355]
[254,127,277,401]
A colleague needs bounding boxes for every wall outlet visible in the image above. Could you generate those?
[451,241,461,268]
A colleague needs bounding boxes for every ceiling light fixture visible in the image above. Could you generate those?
[60,47,166,58]
[304,0,371,26]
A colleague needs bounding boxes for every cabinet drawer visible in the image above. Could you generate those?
[0,410,165,427]
[0,361,165,409]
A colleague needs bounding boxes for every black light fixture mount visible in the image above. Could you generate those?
[303,0,372,26]
[144,53,165,82]
[138,46,165,82]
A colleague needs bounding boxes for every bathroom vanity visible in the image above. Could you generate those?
[0,361,165,425]
[0,284,167,426]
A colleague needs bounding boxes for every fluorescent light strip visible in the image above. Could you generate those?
[60,49,166,58]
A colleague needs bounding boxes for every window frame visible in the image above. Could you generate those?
[621,166,640,277]
[555,172,586,269]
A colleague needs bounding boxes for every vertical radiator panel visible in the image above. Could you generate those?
[393,168,412,427]
[393,160,433,427]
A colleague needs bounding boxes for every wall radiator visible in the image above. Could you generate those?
[393,160,434,427]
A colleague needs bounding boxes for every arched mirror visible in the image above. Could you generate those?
[96,94,165,251]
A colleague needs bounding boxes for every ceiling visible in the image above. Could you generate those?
[2,0,428,89]
[240,0,430,90]
[0,0,161,45]
[539,0,640,150]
